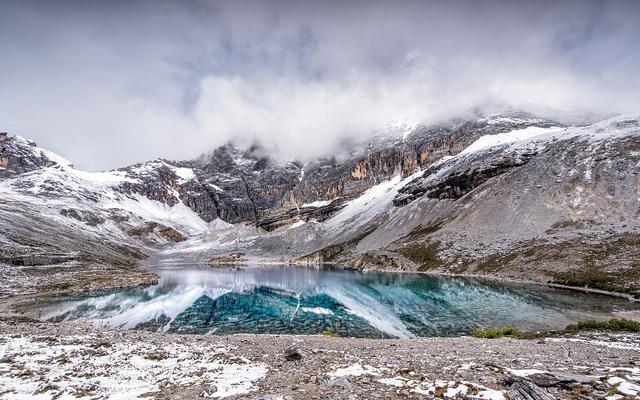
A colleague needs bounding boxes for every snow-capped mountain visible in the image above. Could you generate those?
[1,112,639,296]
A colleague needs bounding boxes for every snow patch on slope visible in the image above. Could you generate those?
[208,218,234,230]
[302,199,335,208]
[323,170,423,236]
[460,126,562,156]
[104,194,208,235]
[127,160,197,184]
[171,166,197,183]
[288,220,306,229]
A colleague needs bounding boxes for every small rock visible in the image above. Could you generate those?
[325,376,352,390]
[406,380,419,388]
[507,377,554,400]
[204,385,217,396]
[284,347,303,361]
[527,373,561,388]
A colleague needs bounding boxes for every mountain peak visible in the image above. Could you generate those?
[0,132,73,178]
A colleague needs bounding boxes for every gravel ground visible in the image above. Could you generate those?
[1,320,639,399]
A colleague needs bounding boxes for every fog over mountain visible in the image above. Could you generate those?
[1,0,639,170]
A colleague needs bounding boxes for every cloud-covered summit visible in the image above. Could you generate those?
[1,0,639,170]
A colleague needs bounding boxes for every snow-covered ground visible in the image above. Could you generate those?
[458,126,562,156]
[0,333,266,400]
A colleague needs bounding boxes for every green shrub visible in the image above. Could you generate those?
[565,318,640,333]
[143,352,168,361]
[473,326,521,339]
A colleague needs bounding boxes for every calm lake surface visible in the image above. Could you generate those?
[40,265,640,338]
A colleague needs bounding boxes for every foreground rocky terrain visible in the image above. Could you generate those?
[1,320,639,399]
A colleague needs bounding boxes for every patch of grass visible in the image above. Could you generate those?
[571,385,593,397]
[321,331,340,337]
[520,234,640,297]
[406,222,443,239]
[547,219,590,232]
[553,267,617,289]
[433,387,447,397]
[90,341,112,349]
[473,318,640,341]
[475,252,518,273]
[565,318,640,334]
[473,326,521,339]
[398,241,442,270]
[0,356,15,364]
[144,352,169,361]
[550,266,640,297]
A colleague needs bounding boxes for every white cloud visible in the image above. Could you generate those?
[0,0,638,170]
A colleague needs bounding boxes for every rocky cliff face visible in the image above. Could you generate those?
[149,112,558,231]
[0,134,64,178]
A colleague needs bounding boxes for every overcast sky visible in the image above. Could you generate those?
[1,0,639,170]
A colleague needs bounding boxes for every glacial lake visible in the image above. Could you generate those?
[40,265,640,338]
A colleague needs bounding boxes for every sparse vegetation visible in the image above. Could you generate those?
[399,241,442,270]
[473,326,521,339]
[474,252,518,273]
[565,318,640,333]
[144,352,169,361]
[406,223,443,239]
[474,318,640,339]
[90,340,112,349]
[551,264,640,297]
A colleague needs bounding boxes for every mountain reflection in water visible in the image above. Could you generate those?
[40,265,640,338]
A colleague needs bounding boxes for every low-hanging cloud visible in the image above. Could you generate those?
[1,0,639,170]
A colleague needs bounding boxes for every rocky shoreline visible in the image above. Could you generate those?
[1,320,640,399]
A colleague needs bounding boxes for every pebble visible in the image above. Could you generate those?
[284,347,304,361]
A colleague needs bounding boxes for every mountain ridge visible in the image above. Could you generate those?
[1,112,639,297]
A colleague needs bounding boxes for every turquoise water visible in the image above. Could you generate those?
[40,265,640,338]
